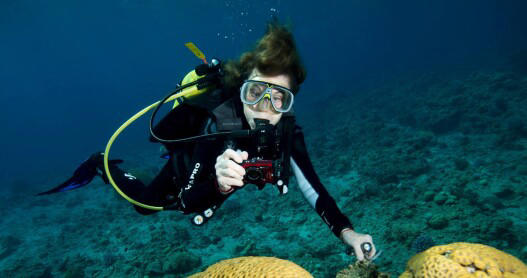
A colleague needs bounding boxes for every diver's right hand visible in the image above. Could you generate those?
[215,149,248,194]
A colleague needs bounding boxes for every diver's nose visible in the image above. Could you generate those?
[256,97,272,111]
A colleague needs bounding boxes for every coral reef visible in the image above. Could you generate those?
[336,261,390,278]
[0,235,22,260]
[410,234,435,253]
[188,256,312,278]
[2,65,527,277]
[400,242,527,278]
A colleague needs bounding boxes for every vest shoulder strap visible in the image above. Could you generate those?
[278,113,296,189]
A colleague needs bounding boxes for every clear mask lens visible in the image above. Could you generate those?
[240,80,294,113]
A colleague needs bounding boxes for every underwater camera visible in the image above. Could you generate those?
[241,158,276,187]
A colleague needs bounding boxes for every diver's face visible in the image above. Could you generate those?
[243,69,291,129]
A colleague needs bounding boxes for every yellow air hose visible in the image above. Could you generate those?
[103,84,202,211]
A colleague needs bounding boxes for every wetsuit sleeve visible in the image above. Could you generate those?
[290,125,354,238]
[176,141,231,214]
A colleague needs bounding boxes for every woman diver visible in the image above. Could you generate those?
[37,22,377,261]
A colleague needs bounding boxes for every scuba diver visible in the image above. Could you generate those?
[37,22,377,261]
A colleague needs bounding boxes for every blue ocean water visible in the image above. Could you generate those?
[1,0,527,277]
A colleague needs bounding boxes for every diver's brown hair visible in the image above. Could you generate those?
[223,22,306,94]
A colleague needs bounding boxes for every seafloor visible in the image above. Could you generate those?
[1,67,526,277]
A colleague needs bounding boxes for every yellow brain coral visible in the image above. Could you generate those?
[188,256,313,278]
[400,242,527,278]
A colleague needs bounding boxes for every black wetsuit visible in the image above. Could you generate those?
[108,96,353,238]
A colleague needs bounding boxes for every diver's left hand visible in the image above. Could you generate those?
[341,228,376,261]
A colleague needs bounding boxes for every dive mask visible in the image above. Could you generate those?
[240,80,294,113]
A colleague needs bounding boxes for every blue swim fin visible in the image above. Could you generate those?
[36,153,123,196]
